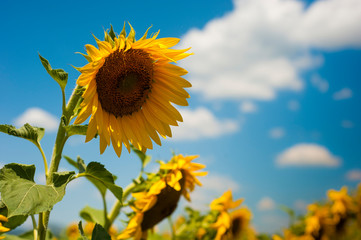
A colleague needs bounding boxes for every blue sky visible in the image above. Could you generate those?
[1,0,361,234]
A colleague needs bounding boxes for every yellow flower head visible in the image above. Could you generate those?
[160,154,207,201]
[66,222,80,240]
[74,24,192,157]
[327,186,354,216]
[210,190,243,240]
[117,213,144,240]
[210,190,243,212]
[230,207,252,238]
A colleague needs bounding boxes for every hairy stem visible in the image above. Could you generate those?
[37,85,82,240]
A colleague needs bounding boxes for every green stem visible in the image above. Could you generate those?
[102,194,110,230]
[36,143,48,179]
[31,215,38,240]
[106,171,143,230]
[37,85,82,240]
[168,216,175,240]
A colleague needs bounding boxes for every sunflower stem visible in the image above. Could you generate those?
[106,171,143,230]
[168,216,176,240]
[35,143,48,179]
[31,215,38,240]
[37,85,83,240]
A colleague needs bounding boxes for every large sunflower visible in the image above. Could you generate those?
[74,24,192,156]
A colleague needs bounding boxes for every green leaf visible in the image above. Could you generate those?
[79,206,105,226]
[39,54,68,90]
[78,221,89,240]
[131,145,151,170]
[64,124,88,137]
[91,224,111,240]
[64,155,78,169]
[77,162,122,201]
[0,201,28,230]
[0,124,44,147]
[0,164,75,217]
[77,156,87,174]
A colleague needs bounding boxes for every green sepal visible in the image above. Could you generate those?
[91,223,111,240]
[39,54,68,90]
[65,124,88,137]
[78,221,89,240]
[119,22,126,38]
[140,25,152,40]
[79,206,105,226]
[131,145,151,170]
[76,52,92,62]
[0,163,75,217]
[0,124,44,147]
[127,22,136,42]
[108,25,116,41]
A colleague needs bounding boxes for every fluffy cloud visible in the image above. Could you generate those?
[180,0,361,101]
[240,101,257,113]
[269,127,285,139]
[311,74,329,93]
[171,107,239,140]
[257,197,276,211]
[276,143,341,167]
[333,88,353,100]
[183,173,241,211]
[346,169,361,181]
[13,107,59,132]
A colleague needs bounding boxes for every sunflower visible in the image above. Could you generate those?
[159,154,207,201]
[118,154,206,239]
[210,190,243,240]
[74,24,192,156]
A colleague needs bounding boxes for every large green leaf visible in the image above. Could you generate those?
[0,124,44,147]
[91,223,111,240]
[79,206,105,226]
[39,54,68,90]
[79,162,122,201]
[0,164,74,217]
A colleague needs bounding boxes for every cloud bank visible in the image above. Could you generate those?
[13,107,59,132]
[276,143,341,167]
[180,0,361,101]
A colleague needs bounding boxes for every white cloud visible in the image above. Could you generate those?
[311,74,329,93]
[240,101,257,113]
[183,173,241,211]
[180,0,361,101]
[276,143,341,167]
[257,197,276,211]
[172,107,239,140]
[346,169,361,181]
[269,127,285,139]
[13,107,59,132]
[341,120,354,128]
[288,100,300,111]
[333,88,353,100]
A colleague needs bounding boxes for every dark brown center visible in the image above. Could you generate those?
[95,48,153,117]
